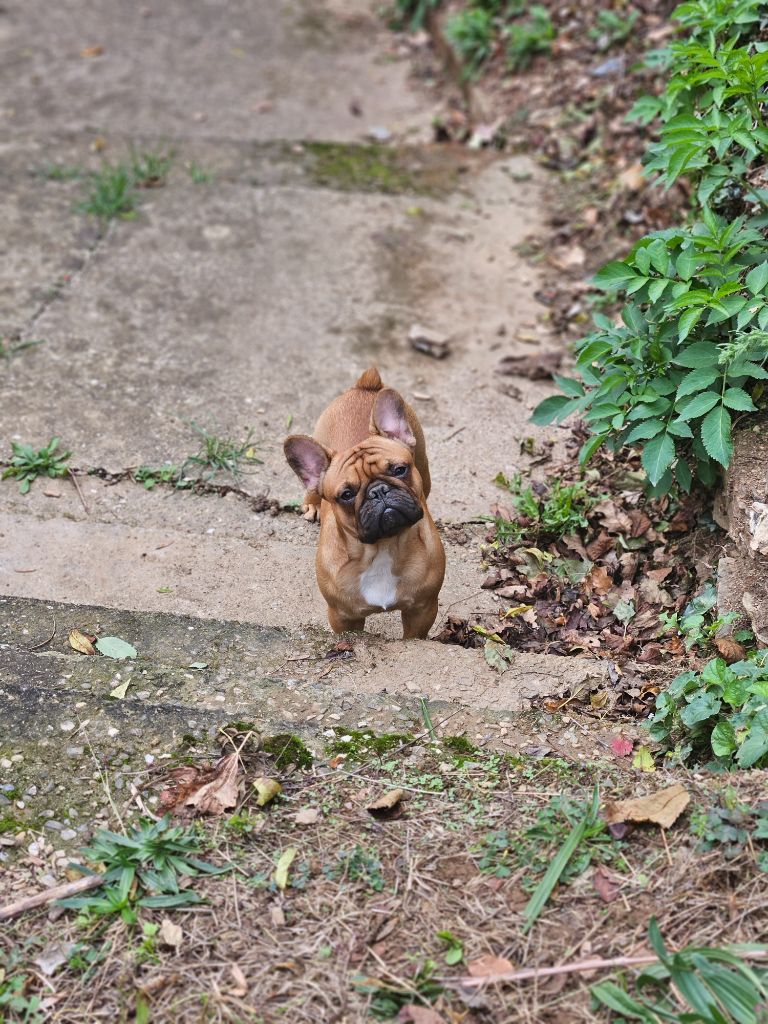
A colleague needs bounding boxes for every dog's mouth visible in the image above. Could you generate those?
[357,479,423,544]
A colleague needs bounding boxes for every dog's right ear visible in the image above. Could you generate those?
[284,435,333,492]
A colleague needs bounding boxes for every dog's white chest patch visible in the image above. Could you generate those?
[359,550,399,610]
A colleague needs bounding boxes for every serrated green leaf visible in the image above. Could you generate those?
[701,404,732,467]
[677,307,704,342]
[593,261,637,288]
[746,261,768,295]
[530,395,573,426]
[677,367,719,398]
[668,419,693,438]
[578,433,606,466]
[673,342,720,368]
[642,432,675,485]
[676,457,692,492]
[676,247,698,281]
[676,390,721,420]
[722,387,756,411]
[624,419,665,444]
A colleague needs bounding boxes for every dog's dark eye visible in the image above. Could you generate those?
[390,464,409,478]
[338,487,357,504]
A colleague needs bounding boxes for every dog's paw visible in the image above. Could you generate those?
[302,502,320,523]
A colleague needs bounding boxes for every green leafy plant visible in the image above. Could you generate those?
[353,960,443,1019]
[658,582,751,650]
[2,437,71,494]
[58,816,228,922]
[647,649,768,768]
[37,162,85,181]
[689,795,768,868]
[389,0,440,31]
[536,0,768,492]
[132,463,187,490]
[506,5,555,71]
[181,422,262,482]
[328,845,385,892]
[0,969,44,1024]
[475,791,617,896]
[494,471,596,539]
[445,8,495,76]
[591,918,768,1023]
[535,213,768,492]
[589,8,640,51]
[436,930,464,966]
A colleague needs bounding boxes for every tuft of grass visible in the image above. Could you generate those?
[506,4,555,71]
[0,337,45,360]
[37,162,85,181]
[181,422,262,482]
[186,160,215,185]
[132,463,187,490]
[77,148,174,222]
[130,148,174,187]
[591,918,768,1023]
[444,8,495,77]
[2,437,71,493]
[78,164,138,221]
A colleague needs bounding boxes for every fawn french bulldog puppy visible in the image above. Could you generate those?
[284,368,445,639]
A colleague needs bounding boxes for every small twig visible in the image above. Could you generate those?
[0,873,104,921]
[444,426,466,442]
[27,617,56,651]
[68,467,89,514]
[458,948,768,988]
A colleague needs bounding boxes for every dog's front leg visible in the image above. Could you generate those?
[401,598,438,640]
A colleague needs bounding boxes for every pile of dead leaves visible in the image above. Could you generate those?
[438,437,723,698]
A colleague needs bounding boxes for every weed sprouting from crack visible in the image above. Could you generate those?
[76,148,174,223]
[181,422,263,483]
[2,437,71,493]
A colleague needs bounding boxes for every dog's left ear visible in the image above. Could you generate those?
[371,388,416,449]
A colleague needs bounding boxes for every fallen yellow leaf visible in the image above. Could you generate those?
[69,629,96,656]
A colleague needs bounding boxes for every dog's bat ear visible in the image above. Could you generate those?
[284,435,333,491]
[371,389,416,449]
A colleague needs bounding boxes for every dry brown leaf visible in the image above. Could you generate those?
[397,1006,446,1024]
[585,530,615,561]
[183,753,240,816]
[229,964,248,998]
[69,629,96,656]
[467,954,515,977]
[80,44,104,57]
[604,783,690,829]
[159,918,183,947]
[585,565,612,595]
[294,807,320,825]
[714,636,746,664]
[271,905,286,927]
[637,577,673,608]
[594,499,633,535]
[367,788,405,820]
[593,865,620,903]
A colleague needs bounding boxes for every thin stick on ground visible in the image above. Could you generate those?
[0,874,104,921]
[68,467,89,514]
[458,948,768,988]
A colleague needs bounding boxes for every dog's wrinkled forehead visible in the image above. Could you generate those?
[326,438,410,486]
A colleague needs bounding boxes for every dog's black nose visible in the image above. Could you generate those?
[367,480,391,500]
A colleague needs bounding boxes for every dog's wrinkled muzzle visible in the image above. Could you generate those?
[358,479,423,544]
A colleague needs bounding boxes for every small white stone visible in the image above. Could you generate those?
[59,721,75,733]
